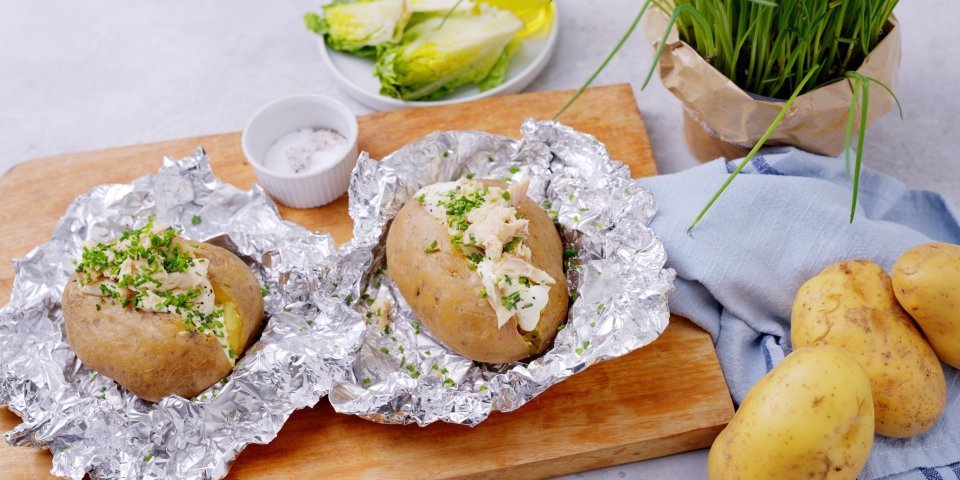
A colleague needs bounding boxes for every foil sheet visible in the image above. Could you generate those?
[329,120,676,426]
[0,150,365,479]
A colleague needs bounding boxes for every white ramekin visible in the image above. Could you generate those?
[241,94,359,208]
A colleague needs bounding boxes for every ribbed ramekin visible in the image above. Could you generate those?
[241,94,359,208]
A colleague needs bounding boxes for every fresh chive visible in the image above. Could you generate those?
[557,0,901,226]
[850,77,869,223]
[554,0,655,119]
[688,66,819,231]
[437,0,466,29]
[501,291,522,310]
[503,236,523,253]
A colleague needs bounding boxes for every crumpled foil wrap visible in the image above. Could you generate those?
[329,120,676,426]
[0,150,365,479]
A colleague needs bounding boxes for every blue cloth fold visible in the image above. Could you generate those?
[636,147,960,480]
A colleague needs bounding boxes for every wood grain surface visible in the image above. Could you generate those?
[0,84,731,479]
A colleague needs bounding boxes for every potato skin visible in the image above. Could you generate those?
[893,242,960,369]
[386,181,568,363]
[791,260,946,438]
[62,240,264,402]
[194,241,265,355]
[708,346,874,480]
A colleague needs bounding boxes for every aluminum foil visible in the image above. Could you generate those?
[329,120,676,426]
[0,150,365,479]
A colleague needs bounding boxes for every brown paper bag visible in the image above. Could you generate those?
[643,9,902,161]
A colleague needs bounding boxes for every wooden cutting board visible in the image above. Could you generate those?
[0,84,732,480]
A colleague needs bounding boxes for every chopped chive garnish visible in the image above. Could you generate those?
[503,236,522,253]
[501,291,522,310]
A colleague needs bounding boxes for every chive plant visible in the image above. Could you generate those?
[557,0,901,230]
[667,0,898,99]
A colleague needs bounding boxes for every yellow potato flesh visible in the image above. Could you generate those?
[893,242,960,369]
[791,259,946,438]
[708,346,874,480]
[212,280,243,354]
[223,301,242,355]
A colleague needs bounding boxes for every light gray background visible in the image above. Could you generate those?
[1,1,957,478]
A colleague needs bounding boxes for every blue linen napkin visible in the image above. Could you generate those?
[635,147,960,480]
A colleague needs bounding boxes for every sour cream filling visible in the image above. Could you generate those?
[75,221,233,363]
[415,177,555,331]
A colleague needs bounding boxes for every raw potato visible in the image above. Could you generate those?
[708,346,874,480]
[791,260,946,438]
[386,180,568,363]
[893,242,960,369]
[63,240,265,402]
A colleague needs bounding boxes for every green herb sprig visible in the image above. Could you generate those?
[555,0,902,229]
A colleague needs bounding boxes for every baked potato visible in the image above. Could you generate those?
[62,221,265,402]
[386,178,568,363]
[791,259,946,438]
[892,242,960,369]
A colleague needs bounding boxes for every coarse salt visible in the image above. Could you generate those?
[263,127,348,175]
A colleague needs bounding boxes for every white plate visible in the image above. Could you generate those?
[318,5,559,111]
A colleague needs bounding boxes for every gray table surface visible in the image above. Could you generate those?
[2,1,958,479]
